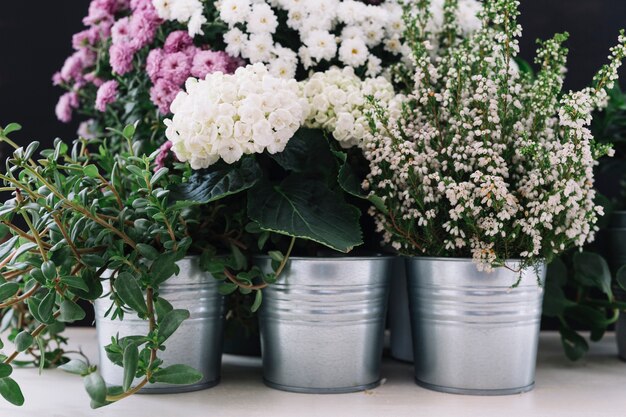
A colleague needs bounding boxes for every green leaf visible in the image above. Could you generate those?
[122,343,139,391]
[41,260,57,281]
[84,372,107,403]
[37,290,56,323]
[152,364,202,385]
[81,254,106,268]
[84,165,99,178]
[247,176,363,253]
[543,258,573,317]
[149,254,179,286]
[617,265,626,291]
[155,297,174,322]
[123,123,136,139]
[559,326,589,361]
[59,359,89,375]
[251,290,263,313]
[114,272,147,315]
[150,168,169,186]
[24,141,39,160]
[0,363,12,378]
[0,282,19,301]
[60,276,89,292]
[136,243,160,261]
[268,251,284,263]
[2,123,22,136]
[158,309,190,342]
[337,153,388,215]
[0,236,19,262]
[269,128,337,180]
[0,377,24,406]
[230,244,247,270]
[169,157,261,205]
[218,282,238,295]
[58,299,86,322]
[15,331,33,352]
[572,252,613,299]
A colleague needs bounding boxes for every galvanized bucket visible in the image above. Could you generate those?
[94,257,225,393]
[388,257,414,362]
[406,257,545,395]
[256,256,393,393]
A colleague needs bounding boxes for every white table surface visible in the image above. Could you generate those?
[1,328,625,417]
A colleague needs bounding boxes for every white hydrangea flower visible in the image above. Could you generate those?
[152,0,207,37]
[302,67,395,148]
[164,63,309,169]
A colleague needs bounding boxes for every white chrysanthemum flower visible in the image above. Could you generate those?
[304,30,337,63]
[338,37,368,68]
[247,3,279,34]
[224,27,248,56]
[219,0,251,25]
[152,0,206,36]
[165,63,309,169]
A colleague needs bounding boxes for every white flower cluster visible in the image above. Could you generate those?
[302,67,396,148]
[164,63,309,169]
[362,1,626,270]
[153,0,207,36]
[218,0,483,78]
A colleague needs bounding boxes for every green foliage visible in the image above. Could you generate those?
[0,124,228,407]
[247,176,363,253]
[151,364,203,385]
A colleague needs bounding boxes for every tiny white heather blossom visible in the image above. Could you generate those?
[153,0,207,36]
[164,63,308,169]
[362,2,626,270]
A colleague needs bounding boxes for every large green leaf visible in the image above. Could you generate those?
[247,176,363,253]
[617,265,626,291]
[158,309,190,343]
[169,157,261,205]
[559,326,589,361]
[336,152,388,215]
[572,252,613,299]
[543,258,573,318]
[270,128,337,179]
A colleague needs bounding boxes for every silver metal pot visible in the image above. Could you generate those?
[406,257,545,395]
[256,256,393,393]
[94,257,225,393]
[388,257,413,362]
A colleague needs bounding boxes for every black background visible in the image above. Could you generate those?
[1,1,625,329]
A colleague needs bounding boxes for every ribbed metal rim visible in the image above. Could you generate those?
[404,256,525,263]
[254,255,395,261]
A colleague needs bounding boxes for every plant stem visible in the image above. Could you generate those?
[21,211,48,262]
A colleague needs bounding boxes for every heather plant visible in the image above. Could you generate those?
[362,0,626,271]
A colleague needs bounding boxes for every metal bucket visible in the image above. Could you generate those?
[256,256,392,393]
[388,257,414,362]
[406,257,545,395]
[94,257,225,393]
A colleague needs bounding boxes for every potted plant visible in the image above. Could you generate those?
[162,58,401,392]
[361,0,626,395]
[0,122,243,406]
